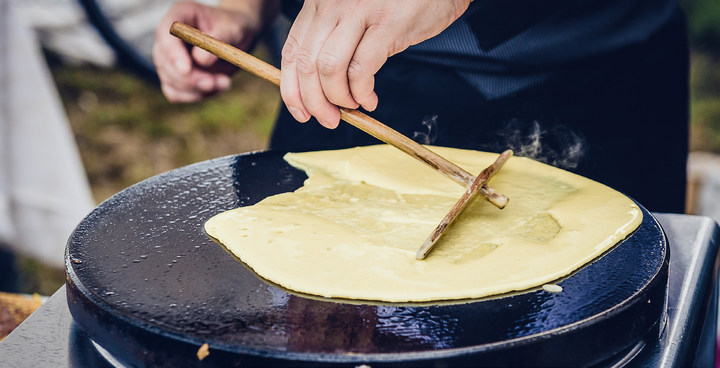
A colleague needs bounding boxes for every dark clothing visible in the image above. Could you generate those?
[281,0,678,98]
[271,2,689,214]
[406,0,677,99]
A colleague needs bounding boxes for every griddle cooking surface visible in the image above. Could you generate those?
[66,151,668,367]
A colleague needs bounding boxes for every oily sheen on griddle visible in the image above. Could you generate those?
[205,145,642,302]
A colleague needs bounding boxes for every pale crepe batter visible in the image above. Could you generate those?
[205,145,642,302]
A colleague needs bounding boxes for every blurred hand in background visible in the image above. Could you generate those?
[153,0,279,103]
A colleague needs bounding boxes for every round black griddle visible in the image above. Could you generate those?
[65,151,668,367]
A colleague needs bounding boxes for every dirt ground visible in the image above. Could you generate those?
[50,58,281,204]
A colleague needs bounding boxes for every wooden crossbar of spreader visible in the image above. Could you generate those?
[416,150,513,260]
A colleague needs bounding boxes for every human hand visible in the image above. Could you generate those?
[280,0,471,128]
[153,0,277,102]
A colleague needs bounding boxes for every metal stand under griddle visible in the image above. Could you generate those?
[0,213,716,367]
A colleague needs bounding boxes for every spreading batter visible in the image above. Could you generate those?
[205,145,642,302]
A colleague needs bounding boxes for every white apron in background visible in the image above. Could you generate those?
[0,0,94,268]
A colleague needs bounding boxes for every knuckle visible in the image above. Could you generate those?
[347,59,367,81]
[316,51,343,77]
[281,36,300,64]
[295,50,317,76]
[366,7,391,26]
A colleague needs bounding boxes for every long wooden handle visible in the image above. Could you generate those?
[169,22,508,209]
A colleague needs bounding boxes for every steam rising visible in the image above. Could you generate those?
[410,115,586,170]
[413,115,438,145]
[499,121,586,170]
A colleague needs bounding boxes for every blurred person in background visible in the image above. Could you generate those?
[0,0,95,291]
[154,0,689,214]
